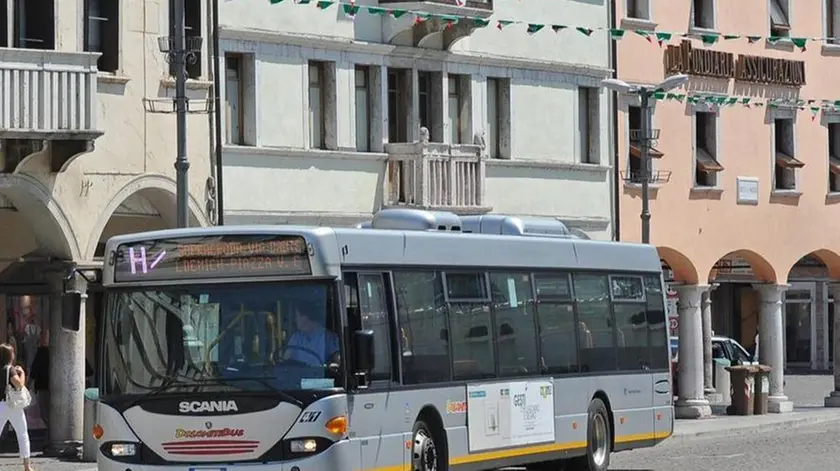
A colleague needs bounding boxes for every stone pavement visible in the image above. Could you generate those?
[781,373,833,406]
[613,410,840,470]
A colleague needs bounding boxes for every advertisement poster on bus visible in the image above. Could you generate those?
[466,380,555,452]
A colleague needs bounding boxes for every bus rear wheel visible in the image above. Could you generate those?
[412,419,445,471]
[569,398,611,471]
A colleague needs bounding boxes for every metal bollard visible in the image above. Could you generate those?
[82,388,100,462]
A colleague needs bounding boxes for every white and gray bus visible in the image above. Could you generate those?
[93,209,673,471]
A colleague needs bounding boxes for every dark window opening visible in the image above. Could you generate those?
[84,0,120,72]
[418,71,432,131]
[13,0,55,50]
[0,0,8,48]
[169,0,202,79]
[387,68,409,143]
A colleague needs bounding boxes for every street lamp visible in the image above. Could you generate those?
[601,74,689,244]
[154,3,204,229]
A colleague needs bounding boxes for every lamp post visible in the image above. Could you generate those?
[154,3,204,228]
[601,74,689,244]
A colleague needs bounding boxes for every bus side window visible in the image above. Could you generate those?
[446,272,496,380]
[533,273,580,375]
[644,275,670,370]
[357,273,392,381]
[393,271,452,384]
[489,273,539,376]
[573,274,617,372]
[344,273,360,327]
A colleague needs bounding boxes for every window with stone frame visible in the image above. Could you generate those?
[827,0,840,44]
[486,77,511,159]
[692,0,715,30]
[578,86,600,164]
[828,122,840,193]
[770,0,791,37]
[773,116,802,191]
[626,0,651,20]
[694,110,723,187]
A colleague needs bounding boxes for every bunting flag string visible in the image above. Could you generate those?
[268,0,826,51]
[656,93,840,121]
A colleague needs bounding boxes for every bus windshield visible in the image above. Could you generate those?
[100,281,342,395]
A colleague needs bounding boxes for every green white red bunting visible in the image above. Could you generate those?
[269,0,819,51]
[269,0,840,113]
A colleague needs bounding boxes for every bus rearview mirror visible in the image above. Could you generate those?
[353,330,375,373]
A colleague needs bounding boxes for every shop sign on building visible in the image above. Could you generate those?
[664,40,806,87]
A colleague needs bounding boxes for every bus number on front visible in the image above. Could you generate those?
[299,411,322,423]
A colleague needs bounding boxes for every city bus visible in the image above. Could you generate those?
[93,208,673,471]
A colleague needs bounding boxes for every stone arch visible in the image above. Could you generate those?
[657,246,699,284]
[0,173,81,260]
[787,249,840,280]
[708,249,777,283]
[84,174,209,260]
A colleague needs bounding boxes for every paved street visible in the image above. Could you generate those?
[612,415,840,470]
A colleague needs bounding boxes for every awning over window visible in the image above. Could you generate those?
[629,142,665,159]
[829,156,840,175]
[770,0,790,29]
[696,148,724,172]
[776,151,805,168]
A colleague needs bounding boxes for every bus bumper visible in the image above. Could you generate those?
[97,439,356,471]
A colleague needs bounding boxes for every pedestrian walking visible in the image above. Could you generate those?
[29,343,49,426]
[0,343,33,471]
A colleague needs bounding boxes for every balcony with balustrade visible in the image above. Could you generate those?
[0,47,103,173]
[385,139,492,214]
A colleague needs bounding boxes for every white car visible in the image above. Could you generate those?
[670,335,757,395]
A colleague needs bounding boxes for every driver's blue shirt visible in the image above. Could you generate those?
[287,327,339,366]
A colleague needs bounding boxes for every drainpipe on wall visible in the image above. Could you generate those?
[212,0,225,225]
[608,0,620,241]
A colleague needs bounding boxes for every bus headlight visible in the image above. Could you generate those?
[289,439,318,453]
[110,443,138,457]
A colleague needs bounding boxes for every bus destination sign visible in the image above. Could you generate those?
[112,235,312,282]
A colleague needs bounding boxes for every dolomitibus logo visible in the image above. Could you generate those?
[174,427,246,439]
[178,400,239,413]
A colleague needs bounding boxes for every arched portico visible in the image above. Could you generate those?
[707,249,777,285]
[706,249,791,413]
[0,173,81,261]
[785,251,840,369]
[84,174,209,260]
[657,246,699,284]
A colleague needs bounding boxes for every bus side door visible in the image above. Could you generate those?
[345,272,406,471]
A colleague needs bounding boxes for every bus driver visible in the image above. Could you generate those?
[283,301,339,367]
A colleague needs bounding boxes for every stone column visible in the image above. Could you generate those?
[825,284,840,407]
[753,283,793,413]
[701,288,719,401]
[45,274,88,456]
[674,285,712,419]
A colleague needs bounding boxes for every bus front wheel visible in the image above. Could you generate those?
[569,398,611,471]
[411,419,446,471]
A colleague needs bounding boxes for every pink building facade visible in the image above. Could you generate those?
[615,0,840,417]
